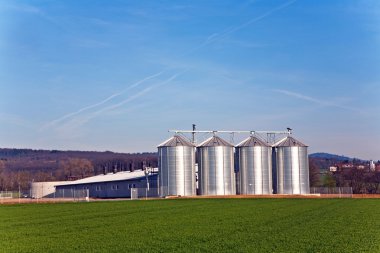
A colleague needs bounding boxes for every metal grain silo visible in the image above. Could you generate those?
[197,135,235,195]
[236,136,272,195]
[158,135,196,197]
[273,136,309,194]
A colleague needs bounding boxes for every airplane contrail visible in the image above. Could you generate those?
[46,1,295,130]
[213,0,297,43]
[273,89,364,114]
[62,70,188,128]
[96,70,186,114]
[182,0,297,56]
[42,71,164,129]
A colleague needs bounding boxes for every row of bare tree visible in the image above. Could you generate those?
[309,159,380,193]
[0,159,93,191]
[2,158,379,193]
[333,169,380,194]
[0,157,157,192]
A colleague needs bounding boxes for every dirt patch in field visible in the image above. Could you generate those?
[0,198,88,205]
[1,194,380,205]
[352,194,380,198]
[166,194,380,199]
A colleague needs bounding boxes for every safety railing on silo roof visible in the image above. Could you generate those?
[168,129,291,146]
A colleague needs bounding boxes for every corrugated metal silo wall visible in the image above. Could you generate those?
[274,146,310,194]
[158,146,196,197]
[236,146,272,194]
[197,146,236,195]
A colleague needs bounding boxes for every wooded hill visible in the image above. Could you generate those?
[0,148,379,194]
[0,148,157,171]
[0,148,157,191]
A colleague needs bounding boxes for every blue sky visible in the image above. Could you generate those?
[0,0,379,159]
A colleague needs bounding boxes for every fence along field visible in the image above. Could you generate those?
[0,199,379,252]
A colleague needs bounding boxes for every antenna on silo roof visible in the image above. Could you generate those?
[192,124,196,144]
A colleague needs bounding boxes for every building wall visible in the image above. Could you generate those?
[31,181,71,198]
[55,174,159,198]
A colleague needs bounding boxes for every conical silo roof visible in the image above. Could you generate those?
[197,136,234,147]
[274,136,307,147]
[157,135,195,147]
[236,136,270,147]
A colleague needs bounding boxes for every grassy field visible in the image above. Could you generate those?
[0,199,379,252]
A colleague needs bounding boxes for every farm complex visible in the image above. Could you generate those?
[30,129,311,200]
[1,199,380,252]
[1,131,379,253]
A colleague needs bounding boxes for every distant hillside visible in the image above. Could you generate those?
[0,148,158,172]
[0,148,156,158]
[0,148,159,191]
[309,153,353,161]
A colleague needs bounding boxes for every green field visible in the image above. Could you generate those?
[0,199,379,252]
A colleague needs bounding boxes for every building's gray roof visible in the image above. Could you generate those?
[55,169,158,187]
[157,135,194,147]
[197,136,234,147]
[236,136,270,147]
[274,136,308,147]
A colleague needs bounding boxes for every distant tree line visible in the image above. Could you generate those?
[0,149,158,192]
[309,159,380,194]
[332,169,380,194]
[1,149,379,194]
